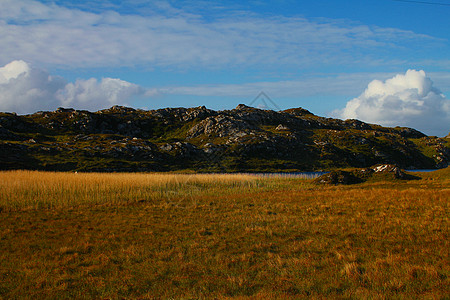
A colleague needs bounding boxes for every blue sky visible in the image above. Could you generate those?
[1,0,450,135]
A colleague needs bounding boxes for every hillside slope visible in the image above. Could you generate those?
[0,105,449,172]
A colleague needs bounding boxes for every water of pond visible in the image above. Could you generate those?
[247,169,439,179]
[405,169,439,172]
[244,172,328,179]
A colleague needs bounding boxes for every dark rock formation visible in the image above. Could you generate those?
[0,105,448,172]
[314,164,421,185]
[314,170,364,185]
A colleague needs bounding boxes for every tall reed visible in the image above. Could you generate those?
[0,171,271,210]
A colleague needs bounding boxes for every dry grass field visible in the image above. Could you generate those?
[0,169,449,299]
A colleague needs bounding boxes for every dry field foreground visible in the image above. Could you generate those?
[0,170,449,299]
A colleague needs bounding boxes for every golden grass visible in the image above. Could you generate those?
[0,170,268,210]
[0,169,448,298]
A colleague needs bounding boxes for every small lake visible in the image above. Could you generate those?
[244,172,328,179]
[405,169,439,173]
[245,169,440,179]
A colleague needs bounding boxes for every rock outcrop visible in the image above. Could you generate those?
[314,164,419,185]
[0,105,448,172]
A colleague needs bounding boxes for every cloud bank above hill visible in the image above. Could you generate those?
[0,60,150,113]
[1,60,449,137]
[335,70,450,136]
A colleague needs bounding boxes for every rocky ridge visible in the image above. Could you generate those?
[0,105,448,172]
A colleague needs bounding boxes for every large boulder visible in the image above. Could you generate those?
[370,164,406,179]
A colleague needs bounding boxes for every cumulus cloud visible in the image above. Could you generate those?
[0,60,64,113]
[0,0,443,69]
[57,78,147,112]
[336,70,450,136]
[0,60,149,114]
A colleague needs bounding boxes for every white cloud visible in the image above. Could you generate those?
[0,60,149,114]
[0,60,64,113]
[0,0,443,69]
[57,78,145,111]
[335,70,450,136]
[0,60,30,82]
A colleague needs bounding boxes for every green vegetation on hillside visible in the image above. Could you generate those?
[0,105,448,172]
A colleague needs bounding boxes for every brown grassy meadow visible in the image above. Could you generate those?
[0,169,449,299]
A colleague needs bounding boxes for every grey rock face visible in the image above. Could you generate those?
[188,115,255,138]
[0,104,447,172]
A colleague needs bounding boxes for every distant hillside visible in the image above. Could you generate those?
[0,105,449,172]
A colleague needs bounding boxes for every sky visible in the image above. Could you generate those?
[0,0,450,136]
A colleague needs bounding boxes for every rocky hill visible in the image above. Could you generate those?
[0,105,449,172]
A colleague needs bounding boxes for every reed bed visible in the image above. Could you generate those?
[0,170,274,210]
